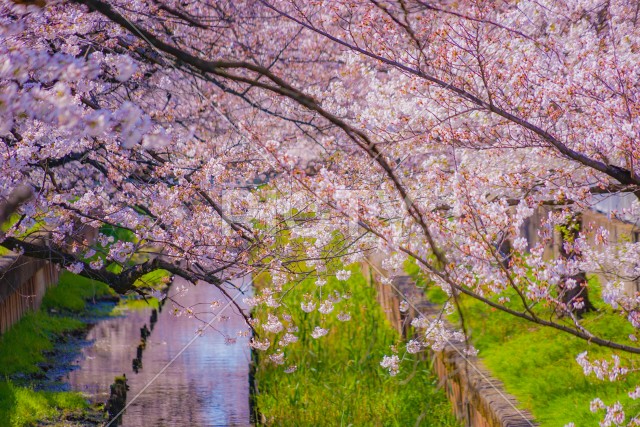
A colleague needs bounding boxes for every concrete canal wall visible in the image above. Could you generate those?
[362,259,537,427]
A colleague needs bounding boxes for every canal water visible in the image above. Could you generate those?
[66,277,253,426]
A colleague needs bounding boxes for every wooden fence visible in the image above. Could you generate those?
[0,254,60,334]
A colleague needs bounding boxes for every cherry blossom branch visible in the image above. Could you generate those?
[260,0,640,192]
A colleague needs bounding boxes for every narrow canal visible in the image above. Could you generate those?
[66,276,253,426]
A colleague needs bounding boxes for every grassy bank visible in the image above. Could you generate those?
[42,271,116,313]
[0,310,90,426]
[0,268,171,426]
[253,266,458,426]
[405,262,640,426]
[456,292,640,425]
[0,272,110,426]
[0,380,89,427]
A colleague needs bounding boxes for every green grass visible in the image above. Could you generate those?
[112,269,170,312]
[133,269,171,290]
[114,296,159,313]
[0,312,83,376]
[42,271,116,313]
[0,381,89,427]
[0,311,89,427]
[254,266,459,426]
[439,275,640,426]
[0,213,47,256]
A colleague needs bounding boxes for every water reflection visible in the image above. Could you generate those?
[67,277,252,426]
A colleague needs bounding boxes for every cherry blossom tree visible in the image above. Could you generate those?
[2,0,640,423]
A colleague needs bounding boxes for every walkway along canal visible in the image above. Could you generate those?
[67,276,253,426]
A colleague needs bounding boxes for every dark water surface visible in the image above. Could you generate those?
[67,277,252,426]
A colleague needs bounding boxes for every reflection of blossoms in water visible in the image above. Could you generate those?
[311,326,328,339]
[150,289,167,300]
[174,283,189,296]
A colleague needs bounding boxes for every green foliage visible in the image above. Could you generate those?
[42,271,115,313]
[450,278,640,426]
[254,266,458,426]
[0,381,88,427]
